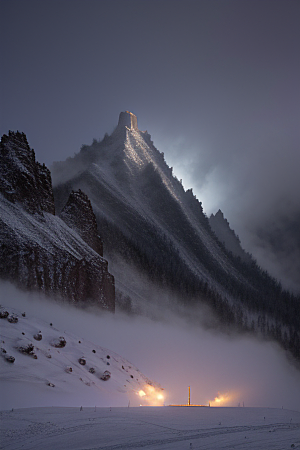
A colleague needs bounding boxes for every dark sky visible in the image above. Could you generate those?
[1,0,299,290]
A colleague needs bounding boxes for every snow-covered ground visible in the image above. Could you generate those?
[1,282,300,413]
[0,298,164,411]
[1,405,300,449]
[1,283,300,449]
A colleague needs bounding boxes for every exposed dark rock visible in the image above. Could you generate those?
[0,311,9,319]
[33,332,42,341]
[89,367,95,374]
[7,315,18,323]
[100,370,111,381]
[60,189,103,256]
[116,111,138,131]
[0,131,115,311]
[78,357,86,365]
[0,131,55,214]
[50,337,66,348]
[17,343,37,358]
[1,349,15,363]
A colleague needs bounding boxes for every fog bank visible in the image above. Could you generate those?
[1,282,299,411]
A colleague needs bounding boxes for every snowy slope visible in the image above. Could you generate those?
[1,406,300,450]
[52,112,249,296]
[0,194,103,261]
[51,112,300,363]
[0,303,164,410]
[0,130,115,309]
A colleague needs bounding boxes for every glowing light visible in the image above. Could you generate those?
[136,384,165,406]
[209,392,232,406]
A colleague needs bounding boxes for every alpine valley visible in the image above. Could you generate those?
[1,111,300,366]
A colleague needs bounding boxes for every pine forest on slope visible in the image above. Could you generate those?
[51,111,300,363]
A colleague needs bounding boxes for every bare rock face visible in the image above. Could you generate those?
[60,189,103,256]
[117,111,138,131]
[0,131,115,311]
[0,131,55,215]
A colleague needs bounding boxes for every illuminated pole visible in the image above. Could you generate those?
[188,386,190,406]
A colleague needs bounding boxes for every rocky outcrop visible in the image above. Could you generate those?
[117,111,138,131]
[0,131,55,215]
[0,131,115,311]
[60,189,103,256]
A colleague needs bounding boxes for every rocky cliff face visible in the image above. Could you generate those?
[116,111,139,131]
[60,189,103,256]
[0,131,55,215]
[0,131,115,310]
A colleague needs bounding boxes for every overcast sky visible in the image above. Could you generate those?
[1,0,299,290]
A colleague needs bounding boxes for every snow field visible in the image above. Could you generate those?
[1,406,299,450]
[0,304,164,410]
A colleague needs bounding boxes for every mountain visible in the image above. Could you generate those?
[0,301,164,409]
[0,131,115,310]
[52,112,300,362]
[209,209,252,264]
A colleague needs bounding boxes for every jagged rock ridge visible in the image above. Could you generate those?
[0,131,54,215]
[0,131,115,310]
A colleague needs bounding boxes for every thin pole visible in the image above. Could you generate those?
[188,386,190,406]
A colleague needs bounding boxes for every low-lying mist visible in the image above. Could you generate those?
[1,282,299,411]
